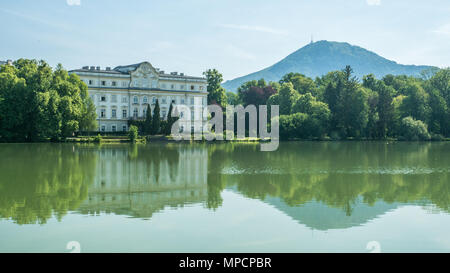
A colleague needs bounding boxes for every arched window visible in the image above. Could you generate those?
[133,96,139,104]
[133,108,138,118]
[143,96,148,103]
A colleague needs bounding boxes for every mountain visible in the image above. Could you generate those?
[222,40,436,92]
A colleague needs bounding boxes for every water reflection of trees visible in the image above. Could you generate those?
[206,142,450,214]
[0,144,97,224]
[0,142,448,225]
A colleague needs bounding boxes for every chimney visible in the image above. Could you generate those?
[159,71,165,74]
[106,67,111,71]
[82,66,89,70]
[180,73,184,76]
[90,66,95,70]
[96,66,100,70]
[171,72,178,75]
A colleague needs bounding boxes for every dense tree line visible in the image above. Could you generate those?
[0,59,97,142]
[231,66,450,141]
[128,100,177,136]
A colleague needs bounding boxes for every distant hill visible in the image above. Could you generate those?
[222,40,436,92]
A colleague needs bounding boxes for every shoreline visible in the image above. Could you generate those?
[1,136,449,144]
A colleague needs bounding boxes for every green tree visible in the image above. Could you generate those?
[152,99,161,134]
[226,92,240,105]
[144,104,152,134]
[280,72,317,96]
[128,125,139,142]
[164,102,177,135]
[278,82,299,115]
[399,82,430,122]
[375,81,395,138]
[400,116,430,140]
[0,59,96,141]
[204,69,227,107]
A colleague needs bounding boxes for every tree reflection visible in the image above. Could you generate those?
[0,144,97,224]
[206,142,450,215]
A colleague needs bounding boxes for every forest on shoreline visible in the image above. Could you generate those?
[1,59,450,143]
[211,66,450,141]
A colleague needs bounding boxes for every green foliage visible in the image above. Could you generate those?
[0,59,96,142]
[163,102,177,135]
[231,65,449,140]
[400,117,431,141]
[226,92,240,105]
[280,72,317,96]
[204,69,227,107]
[277,82,299,115]
[143,104,152,134]
[279,113,309,140]
[128,125,139,142]
[152,99,161,134]
[93,134,102,143]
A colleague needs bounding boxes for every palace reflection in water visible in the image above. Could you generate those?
[77,145,208,219]
[0,142,449,232]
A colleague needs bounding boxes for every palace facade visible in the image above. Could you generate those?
[69,62,208,132]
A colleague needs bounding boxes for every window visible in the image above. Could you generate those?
[89,80,93,85]
[101,81,106,86]
[191,126,195,133]
[200,86,204,91]
[143,108,147,117]
[112,81,117,87]
[133,96,138,104]
[161,83,166,89]
[172,99,176,104]
[180,85,185,90]
[191,85,195,90]
[122,81,127,87]
[122,125,127,132]
[162,97,167,104]
[181,98,185,104]
[111,95,117,103]
[101,95,106,102]
[171,84,175,89]
[190,97,194,105]
[122,109,127,118]
[143,96,148,103]
[112,109,117,118]
[101,125,106,132]
[191,109,194,120]
[162,110,166,118]
[121,96,128,103]
[100,109,106,118]
[133,108,138,118]
[180,111,184,118]
[152,97,156,104]
[112,125,117,132]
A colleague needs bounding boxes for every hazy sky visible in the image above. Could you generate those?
[1,0,450,80]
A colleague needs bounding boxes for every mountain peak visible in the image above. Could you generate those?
[223,41,435,92]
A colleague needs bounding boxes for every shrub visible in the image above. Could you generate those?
[400,117,431,141]
[279,113,309,140]
[93,134,102,143]
[128,125,139,142]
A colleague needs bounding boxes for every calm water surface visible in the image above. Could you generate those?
[0,142,449,253]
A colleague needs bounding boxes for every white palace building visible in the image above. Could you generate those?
[69,62,208,133]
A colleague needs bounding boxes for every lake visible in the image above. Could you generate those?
[0,142,449,253]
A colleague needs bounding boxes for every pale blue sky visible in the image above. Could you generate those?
[1,0,450,80]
